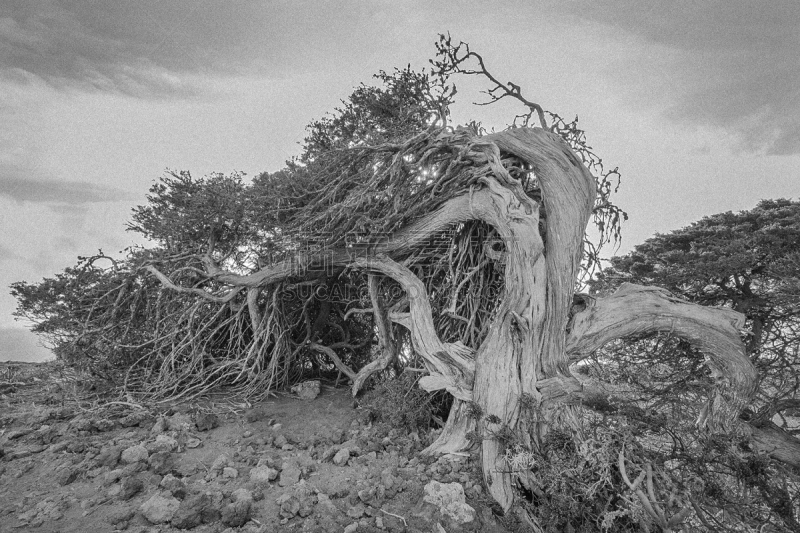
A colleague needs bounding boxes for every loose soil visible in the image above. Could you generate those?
[0,362,522,533]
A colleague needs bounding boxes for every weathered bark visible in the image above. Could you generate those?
[566,283,757,432]
[467,128,595,510]
[351,275,398,396]
[350,255,475,400]
[745,419,800,469]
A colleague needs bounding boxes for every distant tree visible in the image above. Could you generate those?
[587,199,800,530]
[13,35,787,528]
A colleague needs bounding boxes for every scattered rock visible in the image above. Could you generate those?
[195,412,220,431]
[291,380,321,400]
[344,523,359,533]
[347,503,366,518]
[249,465,279,486]
[279,460,301,486]
[422,480,476,524]
[244,408,268,423]
[210,454,233,477]
[222,466,239,479]
[92,418,116,432]
[160,474,188,499]
[273,434,288,448]
[140,493,181,524]
[121,444,149,464]
[95,444,125,467]
[221,497,252,527]
[55,466,80,486]
[152,434,179,452]
[106,507,135,526]
[333,448,351,466]
[147,451,174,475]
[119,475,145,500]
[34,424,58,444]
[168,412,194,432]
[171,493,210,529]
[276,493,300,519]
[150,416,168,434]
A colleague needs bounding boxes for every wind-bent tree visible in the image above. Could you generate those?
[14,37,783,525]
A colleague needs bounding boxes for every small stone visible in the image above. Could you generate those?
[347,504,366,519]
[423,480,476,524]
[290,380,321,400]
[195,412,220,432]
[171,492,209,529]
[168,412,194,432]
[244,409,267,423]
[150,417,168,434]
[276,493,300,518]
[120,444,149,464]
[273,434,288,448]
[95,444,125,467]
[222,466,239,479]
[221,498,251,527]
[333,448,350,466]
[242,430,253,438]
[279,460,301,487]
[119,475,145,500]
[140,493,180,524]
[106,507,135,526]
[159,474,187,499]
[344,523,359,533]
[210,454,232,475]
[249,465,279,485]
[92,418,116,432]
[358,488,375,505]
[152,434,179,452]
[55,467,79,486]
[148,451,175,475]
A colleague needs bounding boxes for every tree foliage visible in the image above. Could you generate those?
[584,199,800,531]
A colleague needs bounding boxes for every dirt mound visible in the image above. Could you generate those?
[0,363,516,532]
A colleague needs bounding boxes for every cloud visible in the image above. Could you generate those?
[556,1,800,155]
[0,0,237,97]
[0,326,53,362]
[0,242,23,263]
[0,166,136,205]
[0,0,396,98]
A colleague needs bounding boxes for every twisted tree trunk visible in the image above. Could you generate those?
[147,126,768,513]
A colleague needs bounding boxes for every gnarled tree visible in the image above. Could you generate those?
[14,37,783,524]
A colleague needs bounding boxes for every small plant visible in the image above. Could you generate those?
[359,373,438,432]
[504,444,536,471]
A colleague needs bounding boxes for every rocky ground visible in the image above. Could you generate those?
[0,362,521,533]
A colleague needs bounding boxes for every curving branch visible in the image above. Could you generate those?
[566,283,757,433]
[309,343,357,381]
[351,254,475,400]
[351,275,399,396]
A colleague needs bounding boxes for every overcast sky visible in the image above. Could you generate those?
[2,1,798,362]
